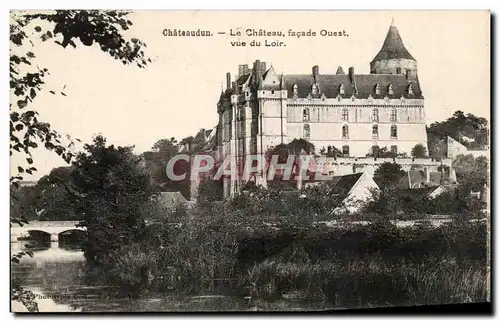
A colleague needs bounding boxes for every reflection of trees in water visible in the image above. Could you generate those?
[59,230,86,251]
[23,241,51,252]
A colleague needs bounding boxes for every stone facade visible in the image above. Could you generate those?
[213,22,429,198]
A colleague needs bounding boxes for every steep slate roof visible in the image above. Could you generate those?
[399,170,427,189]
[284,74,355,99]
[327,173,364,200]
[283,73,422,99]
[353,74,421,99]
[371,22,416,62]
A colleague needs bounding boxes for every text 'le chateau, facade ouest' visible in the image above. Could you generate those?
[214,21,428,196]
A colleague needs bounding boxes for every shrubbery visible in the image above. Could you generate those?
[97,182,488,307]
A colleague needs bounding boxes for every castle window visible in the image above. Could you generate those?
[339,84,345,95]
[342,125,349,139]
[372,124,379,138]
[293,84,298,97]
[303,124,310,140]
[374,84,380,95]
[342,145,350,156]
[407,84,413,95]
[391,145,398,155]
[391,125,397,139]
[396,67,401,74]
[342,108,349,121]
[372,108,379,122]
[271,90,275,94]
[388,84,394,95]
[390,108,397,122]
[303,108,310,121]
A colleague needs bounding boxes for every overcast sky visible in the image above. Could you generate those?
[11,10,490,180]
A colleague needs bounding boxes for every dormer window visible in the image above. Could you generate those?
[293,84,298,97]
[311,84,318,95]
[374,84,380,95]
[339,84,345,95]
[407,84,413,95]
[388,84,394,95]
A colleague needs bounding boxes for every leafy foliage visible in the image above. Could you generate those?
[10,9,150,312]
[452,154,489,191]
[365,146,404,158]
[411,144,427,158]
[70,135,158,266]
[319,145,343,158]
[10,10,150,184]
[373,162,405,188]
[427,110,489,150]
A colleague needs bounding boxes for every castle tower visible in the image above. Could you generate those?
[370,19,418,76]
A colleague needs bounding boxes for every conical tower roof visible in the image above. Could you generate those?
[372,20,415,62]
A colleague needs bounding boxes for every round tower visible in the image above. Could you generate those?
[370,19,418,75]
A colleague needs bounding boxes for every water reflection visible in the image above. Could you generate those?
[11,240,329,312]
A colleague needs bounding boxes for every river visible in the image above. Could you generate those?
[11,241,332,312]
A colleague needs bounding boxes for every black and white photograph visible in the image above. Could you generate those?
[9,10,491,313]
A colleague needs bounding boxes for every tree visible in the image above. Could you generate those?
[287,138,315,155]
[452,154,488,191]
[70,135,157,266]
[320,145,343,158]
[373,162,405,188]
[427,110,489,150]
[411,144,427,158]
[428,138,446,161]
[197,179,224,205]
[10,10,150,311]
[362,185,402,223]
[10,185,41,221]
[366,146,397,158]
[151,137,178,153]
[10,10,149,186]
[266,139,315,183]
[145,137,180,185]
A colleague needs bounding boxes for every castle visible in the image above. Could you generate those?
[213,21,431,199]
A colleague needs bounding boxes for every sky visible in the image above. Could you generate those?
[10,10,490,180]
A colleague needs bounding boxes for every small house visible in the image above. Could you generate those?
[304,172,380,214]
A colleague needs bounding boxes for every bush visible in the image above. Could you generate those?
[106,243,157,296]
[100,188,489,307]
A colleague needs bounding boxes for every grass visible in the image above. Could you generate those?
[99,210,489,309]
[244,257,489,308]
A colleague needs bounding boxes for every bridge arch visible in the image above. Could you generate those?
[23,230,52,243]
[58,229,86,244]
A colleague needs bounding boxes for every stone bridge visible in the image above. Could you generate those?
[11,221,85,243]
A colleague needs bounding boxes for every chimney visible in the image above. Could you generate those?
[238,64,249,77]
[348,67,355,83]
[226,72,231,90]
[253,60,265,85]
[312,65,319,82]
